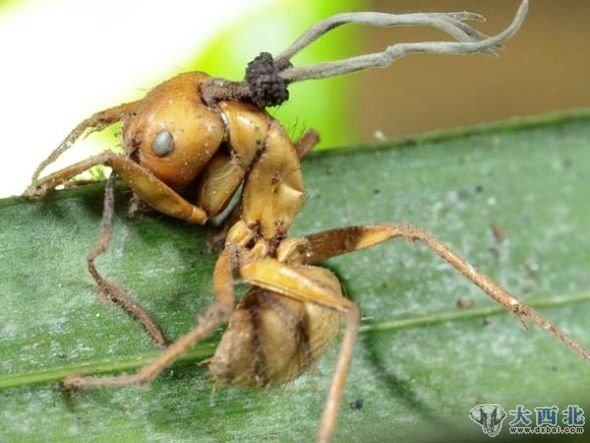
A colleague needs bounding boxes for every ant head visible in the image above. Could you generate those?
[123,72,225,190]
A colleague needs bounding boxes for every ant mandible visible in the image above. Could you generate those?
[24,1,589,442]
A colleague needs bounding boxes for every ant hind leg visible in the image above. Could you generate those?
[302,223,590,362]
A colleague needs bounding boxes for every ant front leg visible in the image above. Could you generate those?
[31,101,140,183]
[24,151,208,223]
[294,128,320,159]
[302,224,590,362]
[26,153,214,344]
[63,245,235,390]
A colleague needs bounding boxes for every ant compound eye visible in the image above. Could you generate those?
[152,130,175,157]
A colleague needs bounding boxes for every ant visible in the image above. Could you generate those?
[23,1,589,442]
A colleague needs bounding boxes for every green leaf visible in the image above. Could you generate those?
[1,111,589,442]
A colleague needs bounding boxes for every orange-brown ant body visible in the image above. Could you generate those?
[26,71,300,224]
[24,2,589,442]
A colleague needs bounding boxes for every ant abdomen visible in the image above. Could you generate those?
[210,268,342,387]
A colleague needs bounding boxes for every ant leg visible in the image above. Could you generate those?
[63,248,235,390]
[294,129,320,158]
[31,101,139,183]
[302,224,590,362]
[61,178,108,189]
[23,151,208,224]
[87,172,167,346]
[238,259,360,443]
[206,195,241,253]
[25,152,113,199]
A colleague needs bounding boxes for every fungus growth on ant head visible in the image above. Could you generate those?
[24,2,590,443]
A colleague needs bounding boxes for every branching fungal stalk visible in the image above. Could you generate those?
[31,2,529,182]
[201,0,529,106]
